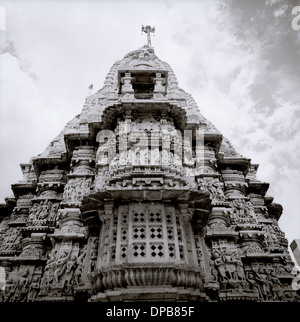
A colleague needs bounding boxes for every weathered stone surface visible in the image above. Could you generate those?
[0,36,298,302]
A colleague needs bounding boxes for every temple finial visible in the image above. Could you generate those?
[141,25,155,47]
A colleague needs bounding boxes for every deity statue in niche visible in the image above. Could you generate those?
[262,225,279,248]
[28,203,39,222]
[38,200,51,220]
[229,199,257,224]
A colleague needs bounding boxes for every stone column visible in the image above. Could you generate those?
[0,259,11,280]
[221,169,247,199]
[153,72,166,99]
[20,233,45,260]
[97,201,114,268]
[178,200,198,266]
[36,208,87,300]
[121,73,135,99]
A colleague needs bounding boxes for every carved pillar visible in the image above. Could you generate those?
[207,207,229,228]
[221,168,247,199]
[97,201,114,268]
[35,207,87,301]
[20,233,45,260]
[121,73,135,99]
[178,200,197,266]
[194,144,217,176]
[0,259,11,280]
[153,72,166,99]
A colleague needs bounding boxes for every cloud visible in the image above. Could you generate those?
[164,0,300,247]
[0,52,45,197]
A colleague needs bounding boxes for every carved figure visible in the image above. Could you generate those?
[151,147,160,165]
[209,260,219,282]
[231,252,246,281]
[63,255,77,294]
[48,203,59,222]
[161,149,169,165]
[28,203,39,222]
[27,275,40,302]
[246,272,260,294]
[53,250,70,283]
[222,249,236,280]
[39,250,57,295]
[263,226,278,247]
[269,270,284,300]
[14,268,30,302]
[213,250,227,281]
[38,200,51,220]
[74,246,87,285]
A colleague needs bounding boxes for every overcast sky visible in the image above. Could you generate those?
[0,0,299,258]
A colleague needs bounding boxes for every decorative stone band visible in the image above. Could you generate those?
[52,221,87,239]
[88,263,203,293]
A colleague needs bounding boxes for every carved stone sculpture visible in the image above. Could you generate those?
[0,30,298,303]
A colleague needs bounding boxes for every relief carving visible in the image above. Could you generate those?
[28,201,60,225]
[228,199,257,224]
[248,264,285,301]
[210,248,248,290]
[0,228,22,253]
[38,244,87,297]
[198,178,225,201]
[63,177,92,202]
[2,266,42,302]
[89,238,99,273]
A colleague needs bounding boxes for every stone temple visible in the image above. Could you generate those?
[0,27,299,302]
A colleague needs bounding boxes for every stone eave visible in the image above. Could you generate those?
[246,181,270,196]
[32,153,69,177]
[81,209,101,228]
[263,195,274,205]
[100,101,188,131]
[203,133,223,155]
[216,156,251,174]
[11,182,36,199]
[81,188,210,208]
[267,203,283,221]
[64,131,90,140]
[64,132,92,156]
[0,202,15,218]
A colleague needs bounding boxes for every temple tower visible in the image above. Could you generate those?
[0,28,299,302]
